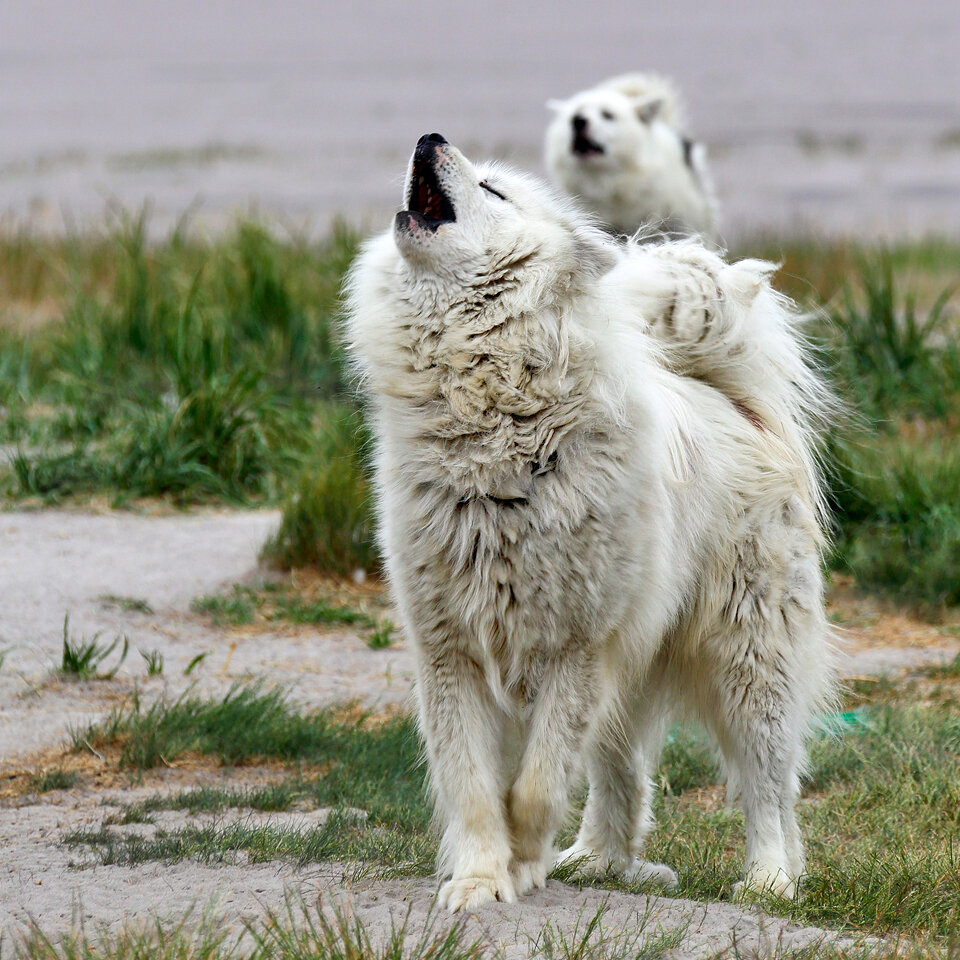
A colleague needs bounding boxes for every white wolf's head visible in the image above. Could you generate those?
[389,133,614,310]
[545,74,682,181]
[544,74,717,241]
[347,135,619,494]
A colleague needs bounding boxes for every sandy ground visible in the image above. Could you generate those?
[1,507,955,953]
[0,509,416,762]
[1,815,870,960]
[0,785,871,958]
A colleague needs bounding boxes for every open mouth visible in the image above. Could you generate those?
[571,132,605,157]
[403,133,456,231]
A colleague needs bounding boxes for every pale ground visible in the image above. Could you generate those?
[0,509,415,762]
[1,508,955,955]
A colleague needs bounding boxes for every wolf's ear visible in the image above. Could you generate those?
[546,98,567,113]
[636,98,664,124]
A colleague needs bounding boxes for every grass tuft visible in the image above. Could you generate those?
[192,584,376,630]
[60,615,129,680]
[27,768,80,793]
[827,256,959,422]
[139,648,165,676]
[367,620,396,650]
[261,410,378,576]
[99,595,154,614]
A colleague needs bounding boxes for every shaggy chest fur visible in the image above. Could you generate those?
[396,291,596,498]
[377,303,650,702]
[387,451,643,705]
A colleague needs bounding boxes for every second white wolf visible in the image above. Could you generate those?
[347,134,834,912]
[546,73,719,241]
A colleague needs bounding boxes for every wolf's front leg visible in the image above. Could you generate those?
[507,649,598,896]
[417,649,515,912]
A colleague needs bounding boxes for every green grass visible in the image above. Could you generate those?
[814,256,960,613]
[828,423,960,612]
[12,902,489,960]
[924,653,960,680]
[634,706,960,936]
[99,595,154,614]
[67,685,960,941]
[0,217,366,512]
[117,781,308,818]
[59,615,129,680]
[367,620,397,650]
[260,408,378,576]
[27,767,80,793]
[825,257,959,422]
[2,225,958,596]
[656,726,718,795]
[70,685,433,873]
[0,216,378,572]
[139,648,165,675]
[11,899,689,960]
[192,583,382,632]
[192,588,258,626]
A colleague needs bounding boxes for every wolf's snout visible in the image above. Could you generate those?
[570,119,605,158]
[398,132,457,239]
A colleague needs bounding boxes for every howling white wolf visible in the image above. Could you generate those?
[346,133,834,912]
[546,73,719,241]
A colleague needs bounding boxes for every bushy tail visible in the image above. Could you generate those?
[639,242,836,521]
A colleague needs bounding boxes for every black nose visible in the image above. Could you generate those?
[572,115,587,133]
[417,132,448,146]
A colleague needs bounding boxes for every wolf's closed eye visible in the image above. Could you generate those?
[480,181,508,201]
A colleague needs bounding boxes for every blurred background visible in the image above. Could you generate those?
[3,0,959,240]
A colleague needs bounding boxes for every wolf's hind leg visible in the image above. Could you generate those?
[506,648,604,896]
[556,679,678,890]
[700,589,828,899]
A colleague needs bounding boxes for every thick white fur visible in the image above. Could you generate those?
[545,73,719,242]
[346,140,835,912]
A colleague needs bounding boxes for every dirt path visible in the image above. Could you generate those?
[0,509,416,762]
[0,793,868,959]
[2,509,955,764]
[2,508,954,954]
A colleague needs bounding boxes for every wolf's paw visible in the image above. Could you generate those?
[733,865,798,901]
[553,842,602,876]
[620,857,679,891]
[439,874,517,912]
[511,859,547,896]
[554,846,678,891]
